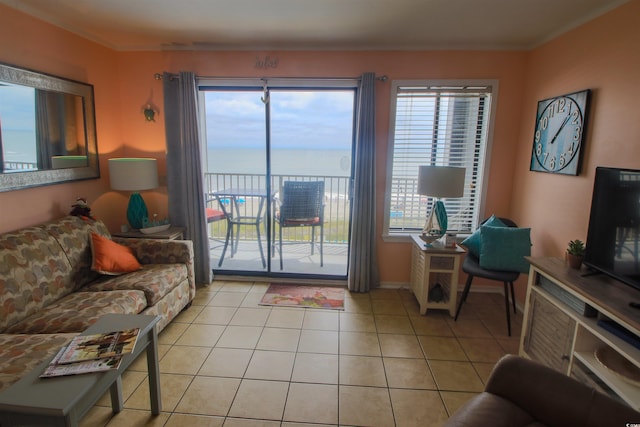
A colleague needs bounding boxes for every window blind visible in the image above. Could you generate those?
[388,84,493,234]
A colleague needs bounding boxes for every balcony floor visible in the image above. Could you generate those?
[209,239,349,277]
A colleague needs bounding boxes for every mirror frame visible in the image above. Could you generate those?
[0,62,100,192]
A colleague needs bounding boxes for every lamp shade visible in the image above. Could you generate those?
[417,166,465,198]
[108,158,159,191]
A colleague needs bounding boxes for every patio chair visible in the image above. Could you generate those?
[272,181,325,270]
[205,194,230,259]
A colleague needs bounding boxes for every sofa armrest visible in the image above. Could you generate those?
[113,238,195,300]
[483,355,639,427]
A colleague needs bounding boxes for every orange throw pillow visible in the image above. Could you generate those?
[90,232,141,275]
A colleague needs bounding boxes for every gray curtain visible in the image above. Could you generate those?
[163,71,212,285]
[348,72,379,292]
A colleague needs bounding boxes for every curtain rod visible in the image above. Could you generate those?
[153,73,388,82]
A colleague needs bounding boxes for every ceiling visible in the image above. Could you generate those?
[0,0,629,51]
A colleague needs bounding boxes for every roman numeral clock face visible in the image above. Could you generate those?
[530,89,590,175]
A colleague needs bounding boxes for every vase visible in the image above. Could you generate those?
[567,253,583,269]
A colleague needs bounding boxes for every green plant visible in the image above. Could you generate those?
[567,239,585,256]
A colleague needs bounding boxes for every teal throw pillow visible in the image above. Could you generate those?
[479,225,532,273]
[460,215,506,257]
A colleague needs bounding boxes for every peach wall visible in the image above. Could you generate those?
[114,49,527,284]
[3,2,636,290]
[509,0,640,302]
[0,4,124,232]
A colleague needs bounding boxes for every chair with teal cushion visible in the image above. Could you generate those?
[456,217,531,336]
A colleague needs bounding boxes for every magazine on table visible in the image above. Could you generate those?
[40,346,123,378]
[57,328,140,365]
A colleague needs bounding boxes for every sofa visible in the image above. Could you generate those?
[0,215,195,393]
[444,354,640,427]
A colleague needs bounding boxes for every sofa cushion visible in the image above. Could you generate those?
[0,226,74,333]
[41,216,112,290]
[83,264,188,306]
[4,290,147,334]
[90,233,142,275]
[0,333,76,393]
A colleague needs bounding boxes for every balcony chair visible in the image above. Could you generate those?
[455,217,528,336]
[205,194,231,264]
[272,181,325,270]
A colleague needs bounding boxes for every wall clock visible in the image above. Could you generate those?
[530,89,590,175]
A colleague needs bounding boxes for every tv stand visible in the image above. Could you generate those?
[520,257,640,410]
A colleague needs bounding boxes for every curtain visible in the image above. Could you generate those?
[163,71,212,285]
[348,72,379,292]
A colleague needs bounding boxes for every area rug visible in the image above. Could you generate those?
[259,283,345,310]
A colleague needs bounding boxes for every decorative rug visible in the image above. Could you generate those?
[259,283,345,310]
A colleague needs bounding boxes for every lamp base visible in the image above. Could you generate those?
[421,200,448,245]
[127,192,148,230]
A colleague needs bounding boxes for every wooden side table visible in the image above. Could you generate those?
[410,234,466,317]
[112,226,185,240]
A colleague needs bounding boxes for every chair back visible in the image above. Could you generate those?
[482,217,517,228]
[280,181,325,221]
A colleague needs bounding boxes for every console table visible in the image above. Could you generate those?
[113,226,185,240]
[0,314,161,426]
[520,257,640,410]
[410,234,466,316]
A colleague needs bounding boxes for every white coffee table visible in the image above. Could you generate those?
[0,314,161,427]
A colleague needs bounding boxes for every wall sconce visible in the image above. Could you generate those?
[142,104,159,122]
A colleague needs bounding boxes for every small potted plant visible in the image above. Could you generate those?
[567,239,585,269]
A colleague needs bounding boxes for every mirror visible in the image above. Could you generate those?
[0,62,99,192]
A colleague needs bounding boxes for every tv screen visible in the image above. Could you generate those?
[584,167,640,292]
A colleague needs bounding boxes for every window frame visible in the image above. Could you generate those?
[382,79,499,242]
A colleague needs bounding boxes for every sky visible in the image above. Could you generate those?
[203,89,355,150]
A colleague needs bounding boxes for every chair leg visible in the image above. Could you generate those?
[279,224,284,270]
[454,274,474,321]
[256,222,266,268]
[503,281,512,336]
[218,221,233,267]
[510,281,517,313]
[320,224,324,267]
[310,226,315,255]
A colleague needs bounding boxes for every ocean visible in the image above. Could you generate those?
[205,147,352,177]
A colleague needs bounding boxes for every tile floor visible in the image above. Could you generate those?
[81,281,523,427]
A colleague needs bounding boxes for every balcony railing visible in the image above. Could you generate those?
[204,173,352,244]
[203,173,468,244]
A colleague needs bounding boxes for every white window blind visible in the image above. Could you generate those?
[387,82,493,234]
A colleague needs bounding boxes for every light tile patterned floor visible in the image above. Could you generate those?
[81,281,523,427]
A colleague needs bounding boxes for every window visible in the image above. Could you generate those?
[384,80,496,238]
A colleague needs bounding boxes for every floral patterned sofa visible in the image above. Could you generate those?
[0,216,195,392]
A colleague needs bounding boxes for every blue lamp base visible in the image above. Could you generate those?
[421,200,448,246]
[127,192,148,230]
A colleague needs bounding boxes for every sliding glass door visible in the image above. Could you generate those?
[200,80,355,278]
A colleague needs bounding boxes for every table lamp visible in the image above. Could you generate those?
[417,165,466,244]
[108,158,159,230]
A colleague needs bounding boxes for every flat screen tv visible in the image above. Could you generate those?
[584,166,640,292]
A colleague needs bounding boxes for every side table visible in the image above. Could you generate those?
[113,226,185,240]
[410,234,466,316]
[0,314,161,427]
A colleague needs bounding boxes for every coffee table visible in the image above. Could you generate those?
[0,314,161,427]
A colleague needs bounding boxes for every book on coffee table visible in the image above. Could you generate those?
[57,328,140,365]
[40,346,123,378]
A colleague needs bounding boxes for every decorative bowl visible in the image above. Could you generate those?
[140,224,171,234]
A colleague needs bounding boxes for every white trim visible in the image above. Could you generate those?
[383,78,499,236]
